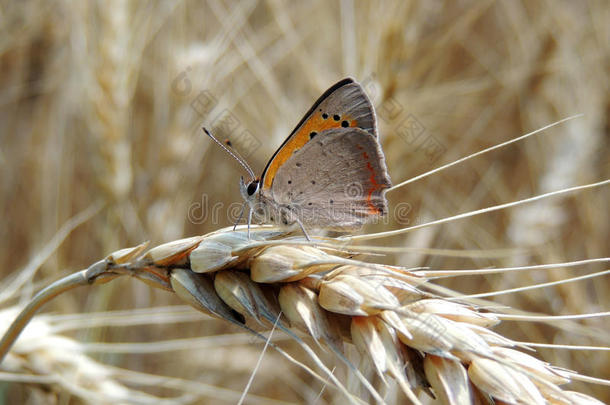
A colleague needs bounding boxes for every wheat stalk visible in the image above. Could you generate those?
[1,224,607,404]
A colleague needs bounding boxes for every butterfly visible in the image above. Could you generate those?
[205,77,391,239]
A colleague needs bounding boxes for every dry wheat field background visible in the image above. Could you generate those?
[0,1,609,404]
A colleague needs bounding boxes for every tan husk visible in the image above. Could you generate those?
[39,225,599,405]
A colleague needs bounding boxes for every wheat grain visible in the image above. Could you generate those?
[2,226,606,404]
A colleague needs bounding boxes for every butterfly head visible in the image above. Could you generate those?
[239,176,260,202]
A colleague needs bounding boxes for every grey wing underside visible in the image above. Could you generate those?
[270,128,391,230]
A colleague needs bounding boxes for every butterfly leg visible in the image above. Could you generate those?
[233,201,246,231]
[294,217,311,242]
[247,208,253,240]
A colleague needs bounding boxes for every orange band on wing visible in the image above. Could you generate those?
[262,113,358,189]
[357,146,384,214]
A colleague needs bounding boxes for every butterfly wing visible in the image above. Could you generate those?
[260,78,377,190]
[269,127,391,230]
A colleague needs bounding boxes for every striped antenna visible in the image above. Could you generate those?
[202,127,256,180]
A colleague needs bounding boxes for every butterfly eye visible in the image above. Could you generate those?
[247,181,259,196]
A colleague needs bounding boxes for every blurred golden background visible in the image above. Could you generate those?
[1,1,608,403]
